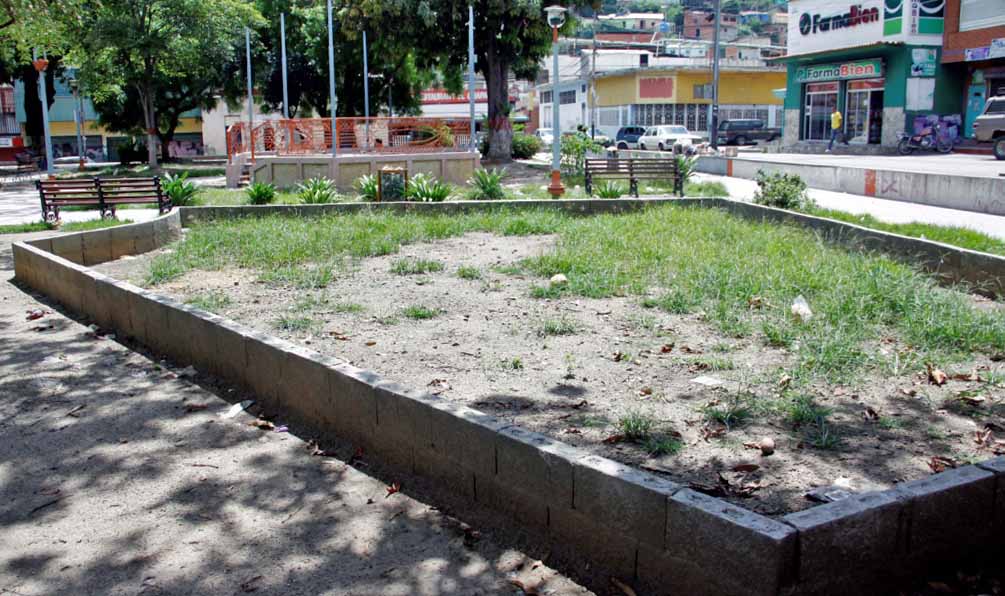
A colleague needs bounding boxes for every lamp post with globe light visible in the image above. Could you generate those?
[545,5,566,198]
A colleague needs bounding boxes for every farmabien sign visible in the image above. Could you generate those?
[794,59,884,83]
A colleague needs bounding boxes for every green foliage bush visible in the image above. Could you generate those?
[405,173,453,202]
[161,172,200,207]
[511,133,542,159]
[674,154,697,188]
[560,132,603,175]
[753,170,811,210]
[595,180,624,199]
[356,174,379,201]
[246,181,277,205]
[466,168,507,200]
[296,176,338,204]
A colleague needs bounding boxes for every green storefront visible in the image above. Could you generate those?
[780,0,964,149]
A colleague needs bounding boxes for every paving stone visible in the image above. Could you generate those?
[573,454,678,550]
[894,465,996,565]
[783,490,907,594]
[666,488,796,596]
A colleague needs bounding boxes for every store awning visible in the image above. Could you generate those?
[769,41,905,64]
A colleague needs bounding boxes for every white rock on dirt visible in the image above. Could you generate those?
[549,273,568,286]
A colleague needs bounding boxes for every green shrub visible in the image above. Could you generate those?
[161,172,200,207]
[753,170,811,210]
[511,133,543,159]
[404,173,453,202]
[560,132,603,175]
[594,180,625,199]
[466,168,507,200]
[674,154,697,188]
[296,176,338,204]
[246,181,277,205]
[356,174,379,201]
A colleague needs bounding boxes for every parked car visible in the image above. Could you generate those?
[535,128,554,146]
[638,125,702,151]
[716,119,781,146]
[973,96,1005,160]
[614,126,647,150]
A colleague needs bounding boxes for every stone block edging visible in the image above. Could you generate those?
[10,204,1005,596]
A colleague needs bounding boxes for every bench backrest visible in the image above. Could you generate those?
[99,177,163,203]
[37,176,165,206]
[37,179,101,204]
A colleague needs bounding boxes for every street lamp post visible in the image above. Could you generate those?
[545,5,566,199]
[68,78,85,171]
[32,49,55,175]
[710,0,722,151]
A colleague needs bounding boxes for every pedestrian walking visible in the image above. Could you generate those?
[827,107,843,152]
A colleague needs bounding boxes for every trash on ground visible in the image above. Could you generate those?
[221,400,255,418]
[791,295,813,322]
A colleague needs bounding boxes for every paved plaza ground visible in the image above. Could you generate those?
[735,150,1005,179]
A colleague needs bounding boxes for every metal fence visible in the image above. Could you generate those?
[227,117,474,163]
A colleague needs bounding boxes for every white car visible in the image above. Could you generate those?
[535,128,555,146]
[638,125,703,152]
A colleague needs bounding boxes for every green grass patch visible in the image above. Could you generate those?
[60,218,133,232]
[617,411,656,441]
[272,315,319,333]
[0,221,52,234]
[148,206,1005,382]
[807,207,1005,257]
[184,290,232,313]
[391,258,445,276]
[402,305,440,320]
[539,316,578,336]
[457,266,483,280]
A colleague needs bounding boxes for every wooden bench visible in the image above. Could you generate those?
[37,177,170,223]
[584,157,684,198]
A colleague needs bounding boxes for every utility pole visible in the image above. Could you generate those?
[280,13,289,119]
[32,49,54,175]
[590,22,597,140]
[468,5,476,151]
[245,28,254,164]
[327,0,337,157]
[710,0,721,150]
[363,30,370,149]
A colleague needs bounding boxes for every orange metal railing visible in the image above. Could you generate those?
[227,117,474,163]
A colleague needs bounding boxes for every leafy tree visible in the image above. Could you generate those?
[410,1,588,162]
[71,0,261,166]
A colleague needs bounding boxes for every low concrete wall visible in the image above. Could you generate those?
[694,156,1005,217]
[227,151,481,192]
[11,203,1005,596]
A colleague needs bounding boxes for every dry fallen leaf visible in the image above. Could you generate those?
[249,419,274,430]
[563,427,582,435]
[747,296,766,310]
[612,352,627,362]
[928,455,958,474]
[731,463,760,473]
[778,374,792,389]
[951,370,982,382]
[602,434,626,444]
[385,482,401,498]
[958,394,986,406]
[659,343,674,354]
[638,386,653,397]
[365,341,377,347]
[899,387,918,397]
[926,363,948,386]
[862,406,880,422]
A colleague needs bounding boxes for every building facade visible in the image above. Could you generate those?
[780,0,961,148]
[591,66,785,138]
[941,0,1005,137]
[537,79,590,133]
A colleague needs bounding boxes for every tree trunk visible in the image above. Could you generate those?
[157,120,178,163]
[138,85,158,167]
[484,40,512,162]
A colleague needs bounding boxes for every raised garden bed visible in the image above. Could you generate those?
[96,205,1005,517]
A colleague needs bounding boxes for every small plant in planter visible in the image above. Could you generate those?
[753,170,811,210]
[466,168,507,200]
[356,174,379,201]
[246,181,277,205]
[296,176,339,204]
[404,173,452,202]
[161,172,200,207]
[594,180,625,199]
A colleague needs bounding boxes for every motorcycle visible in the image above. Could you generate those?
[897,122,953,155]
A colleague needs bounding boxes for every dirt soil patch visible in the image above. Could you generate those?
[98,231,1005,517]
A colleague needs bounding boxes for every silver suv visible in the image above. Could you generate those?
[973,96,1005,160]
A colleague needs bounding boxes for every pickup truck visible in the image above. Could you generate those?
[716,119,781,146]
[973,96,1005,160]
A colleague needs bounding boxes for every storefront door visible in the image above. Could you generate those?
[803,82,838,141]
[964,83,985,139]
[845,79,884,144]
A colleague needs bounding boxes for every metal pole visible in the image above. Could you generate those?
[710,0,721,150]
[467,5,476,151]
[245,28,255,163]
[363,30,370,149]
[280,12,289,119]
[327,0,337,157]
[72,85,84,171]
[33,49,55,174]
[591,29,597,140]
[547,27,564,197]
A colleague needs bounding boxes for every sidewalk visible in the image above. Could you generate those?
[0,232,590,596]
[695,172,1005,241]
[734,151,1005,180]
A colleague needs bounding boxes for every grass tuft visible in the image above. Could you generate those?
[457,266,482,280]
[402,305,441,320]
[539,316,578,336]
[391,258,445,276]
[184,291,232,313]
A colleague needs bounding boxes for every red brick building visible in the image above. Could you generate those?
[682,10,738,42]
[941,0,1005,137]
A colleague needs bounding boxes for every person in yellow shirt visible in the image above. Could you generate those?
[827,107,844,152]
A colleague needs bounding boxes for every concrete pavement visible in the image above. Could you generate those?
[735,150,1005,179]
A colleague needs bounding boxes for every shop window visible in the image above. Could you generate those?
[960,0,1005,31]
[541,90,553,104]
[560,90,576,105]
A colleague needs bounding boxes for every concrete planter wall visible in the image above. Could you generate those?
[226,151,481,192]
[11,204,1005,596]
